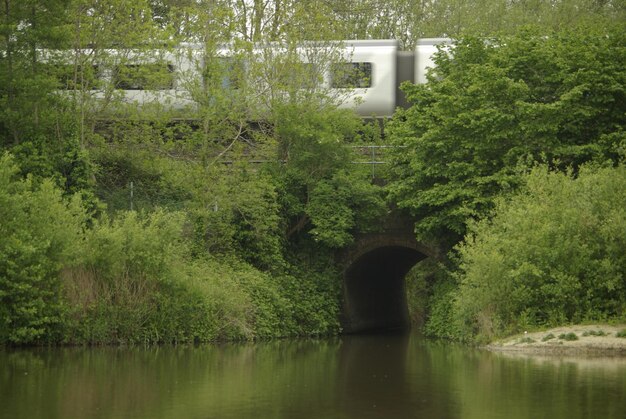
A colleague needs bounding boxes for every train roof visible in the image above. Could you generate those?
[416,38,451,46]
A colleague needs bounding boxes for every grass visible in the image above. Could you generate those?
[541,333,555,342]
[582,329,607,337]
[558,332,579,341]
[616,329,626,338]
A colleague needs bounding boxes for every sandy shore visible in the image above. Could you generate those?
[485,324,626,355]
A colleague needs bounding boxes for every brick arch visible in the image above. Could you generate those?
[341,232,436,268]
[339,231,437,333]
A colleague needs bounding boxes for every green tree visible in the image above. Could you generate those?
[352,1,624,47]
[386,27,626,245]
[271,102,386,248]
[0,0,95,193]
[0,0,72,144]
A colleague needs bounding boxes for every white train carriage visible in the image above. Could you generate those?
[330,40,398,117]
[328,38,448,117]
[414,38,449,85]
[44,48,198,113]
[101,49,197,112]
[47,38,451,119]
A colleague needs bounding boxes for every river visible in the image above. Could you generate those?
[2,333,625,419]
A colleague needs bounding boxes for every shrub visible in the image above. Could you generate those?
[582,330,607,337]
[542,333,555,342]
[62,210,289,344]
[0,154,87,344]
[558,332,579,341]
[62,210,189,344]
[423,274,462,340]
[453,164,626,341]
[61,211,341,344]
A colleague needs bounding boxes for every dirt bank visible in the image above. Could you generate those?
[486,324,626,356]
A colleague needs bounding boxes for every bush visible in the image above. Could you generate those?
[93,145,286,270]
[452,164,626,341]
[582,330,607,337]
[61,209,341,344]
[423,273,461,340]
[0,154,87,344]
[558,333,579,341]
[62,210,193,344]
[62,209,290,344]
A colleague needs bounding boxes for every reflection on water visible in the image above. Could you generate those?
[1,334,625,419]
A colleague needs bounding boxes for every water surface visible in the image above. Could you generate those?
[2,334,625,418]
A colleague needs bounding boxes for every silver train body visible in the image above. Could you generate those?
[59,39,449,118]
[328,39,449,117]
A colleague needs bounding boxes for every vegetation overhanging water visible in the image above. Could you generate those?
[1,1,625,348]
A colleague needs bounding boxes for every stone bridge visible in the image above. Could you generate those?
[339,213,439,333]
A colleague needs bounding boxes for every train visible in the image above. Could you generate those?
[326,38,450,117]
[51,39,450,118]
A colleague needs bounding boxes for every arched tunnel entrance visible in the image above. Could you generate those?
[341,245,429,333]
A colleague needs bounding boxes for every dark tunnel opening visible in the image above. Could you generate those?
[342,246,427,334]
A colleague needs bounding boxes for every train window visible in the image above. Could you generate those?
[46,64,100,90]
[114,63,175,90]
[330,62,372,88]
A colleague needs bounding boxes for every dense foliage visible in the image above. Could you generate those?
[271,102,386,248]
[387,27,626,245]
[392,25,626,342]
[451,165,626,342]
[1,1,625,346]
[0,152,346,344]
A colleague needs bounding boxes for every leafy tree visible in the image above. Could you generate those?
[270,102,386,248]
[0,0,72,144]
[186,163,285,270]
[313,0,625,48]
[386,26,626,245]
[0,0,96,194]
